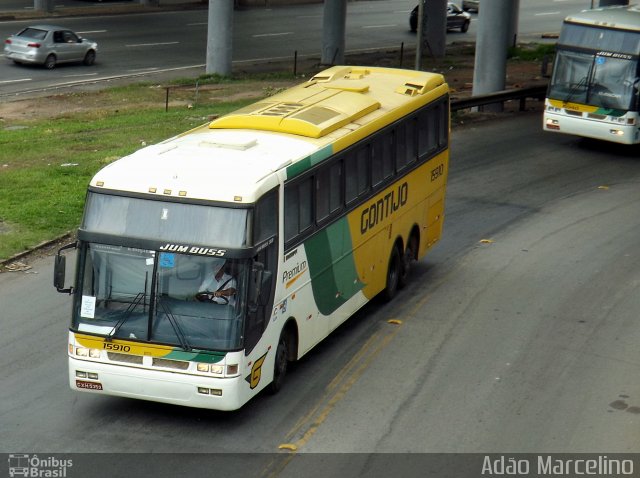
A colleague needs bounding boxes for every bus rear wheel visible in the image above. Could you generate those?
[268,331,289,394]
[381,245,401,302]
[399,234,418,288]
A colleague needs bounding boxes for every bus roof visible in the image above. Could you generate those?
[90,66,448,204]
[565,4,640,31]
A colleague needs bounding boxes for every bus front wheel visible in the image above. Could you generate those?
[268,331,289,394]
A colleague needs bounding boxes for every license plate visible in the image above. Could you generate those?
[76,380,103,391]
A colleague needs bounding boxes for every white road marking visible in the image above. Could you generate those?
[535,11,562,16]
[252,32,293,38]
[76,30,107,34]
[362,24,398,29]
[126,41,180,47]
[0,78,32,84]
[62,73,98,78]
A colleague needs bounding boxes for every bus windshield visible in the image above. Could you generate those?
[548,50,638,110]
[74,243,248,351]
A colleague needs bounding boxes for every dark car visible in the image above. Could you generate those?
[410,2,471,33]
[462,0,479,12]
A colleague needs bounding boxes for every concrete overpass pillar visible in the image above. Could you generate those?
[425,0,447,58]
[34,0,54,13]
[206,0,233,76]
[321,0,347,65]
[472,0,515,112]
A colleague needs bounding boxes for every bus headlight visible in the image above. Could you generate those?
[196,363,224,375]
[610,129,624,136]
[196,363,236,376]
[74,346,101,358]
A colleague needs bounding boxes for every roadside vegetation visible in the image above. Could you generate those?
[0,78,296,262]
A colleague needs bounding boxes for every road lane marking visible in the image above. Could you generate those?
[62,73,98,78]
[252,32,293,38]
[76,30,107,34]
[535,11,562,16]
[126,41,180,47]
[362,24,398,29]
[0,78,32,84]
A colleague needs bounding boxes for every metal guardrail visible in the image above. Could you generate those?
[451,84,548,112]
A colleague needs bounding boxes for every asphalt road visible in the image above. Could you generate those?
[1,113,639,476]
[0,0,593,96]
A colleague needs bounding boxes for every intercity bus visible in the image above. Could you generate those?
[544,5,640,144]
[54,65,450,410]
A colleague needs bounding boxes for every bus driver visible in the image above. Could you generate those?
[195,259,237,305]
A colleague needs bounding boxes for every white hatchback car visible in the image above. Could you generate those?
[4,25,98,69]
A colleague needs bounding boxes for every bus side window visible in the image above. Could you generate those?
[371,132,394,186]
[437,100,449,147]
[345,146,370,205]
[284,176,313,246]
[396,118,418,171]
[418,108,437,158]
[316,160,343,222]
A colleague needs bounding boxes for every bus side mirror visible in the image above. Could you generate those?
[54,242,76,294]
[248,262,264,307]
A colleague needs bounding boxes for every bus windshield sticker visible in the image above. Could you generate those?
[159,253,175,268]
[80,296,96,319]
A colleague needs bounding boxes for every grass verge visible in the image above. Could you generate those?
[0,88,262,261]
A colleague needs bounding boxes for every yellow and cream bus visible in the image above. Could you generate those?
[54,66,450,411]
[544,5,640,144]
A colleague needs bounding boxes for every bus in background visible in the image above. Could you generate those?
[544,5,640,144]
[54,66,450,411]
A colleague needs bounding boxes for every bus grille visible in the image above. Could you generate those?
[107,352,143,364]
[152,358,190,370]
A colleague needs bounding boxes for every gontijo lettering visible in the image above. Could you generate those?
[360,182,408,234]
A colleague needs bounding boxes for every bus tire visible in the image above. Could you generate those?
[268,330,289,394]
[381,245,401,302]
[399,234,418,288]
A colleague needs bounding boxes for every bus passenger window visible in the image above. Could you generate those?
[371,133,394,186]
[346,147,370,204]
[396,119,418,170]
[317,161,343,222]
[418,109,437,157]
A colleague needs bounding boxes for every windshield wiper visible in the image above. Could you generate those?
[563,75,589,103]
[158,300,192,351]
[107,292,146,340]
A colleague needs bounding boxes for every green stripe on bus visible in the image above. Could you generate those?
[596,108,626,117]
[286,145,334,180]
[305,217,365,316]
[165,350,226,363]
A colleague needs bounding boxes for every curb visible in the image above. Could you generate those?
[0,232,75,269]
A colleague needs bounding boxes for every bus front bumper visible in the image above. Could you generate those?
[68,356,246,411]
[544,111,639,145]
